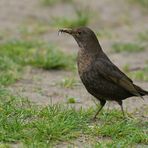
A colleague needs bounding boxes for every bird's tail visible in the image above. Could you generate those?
[134,85,148,96]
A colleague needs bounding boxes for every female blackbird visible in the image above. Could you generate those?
[59,27,148,119]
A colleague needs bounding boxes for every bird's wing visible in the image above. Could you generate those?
[95,58,142,97]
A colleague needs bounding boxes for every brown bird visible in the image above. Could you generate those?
[59,27,148,119]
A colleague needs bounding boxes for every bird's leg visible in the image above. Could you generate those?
[118,100,125,117]
[93,100,106,119]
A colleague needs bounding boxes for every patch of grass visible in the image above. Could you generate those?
[124,64,148,82]
[0,56,22,86]
[86,110,148,146]
[0,40,76,86]
[29,44,76,70]
[67,97,76,104]
[0,143,9,148]
[59,77,78,88]
[0,40,76,69]
[52,9,90,28]
[0,88,147,147]
[123,65,148,81]
[128,67,148,81]
[0,40,39,65]
[112,42,145,53]
[137,30,148,42]
[41,0,73,6]
[122,64,131,73]
[0,88,91,147]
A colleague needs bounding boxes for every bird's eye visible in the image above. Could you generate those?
[78,31,82,35]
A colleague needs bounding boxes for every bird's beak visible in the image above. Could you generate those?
[58,29,76,35]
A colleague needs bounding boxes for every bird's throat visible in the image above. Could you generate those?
[77,49,93,77]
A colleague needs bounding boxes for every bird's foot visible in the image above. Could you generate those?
[91,116,99,122]
[121,114,134,122]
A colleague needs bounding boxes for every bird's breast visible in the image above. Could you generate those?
[77,50,92,77]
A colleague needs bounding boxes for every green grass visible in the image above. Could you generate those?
[52,9,90,28]
[137,30,148,42]
[0,57,22,86]
[123,64,131,73]
[59,77,78,88]
[128,68,148,81]
[0,88,91,147]
[0,40,76,86]
[123,65,148,81]
[67,97,76,104]
[112,42,145,53]
[86,110,148,147]
[41,0,73,6]
[0,88,147,147]
[29,45,76,70]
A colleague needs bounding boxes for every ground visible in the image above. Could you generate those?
[0,0,148,147]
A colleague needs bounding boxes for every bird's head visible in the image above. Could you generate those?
[59,27,100,52]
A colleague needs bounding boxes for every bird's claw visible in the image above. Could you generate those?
[58,29,63,36]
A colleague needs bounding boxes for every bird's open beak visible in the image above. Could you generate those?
[58,29,76,35]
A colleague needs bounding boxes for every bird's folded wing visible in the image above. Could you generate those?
[95,59,141,97]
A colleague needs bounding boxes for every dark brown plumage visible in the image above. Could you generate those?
[59,27,148,119]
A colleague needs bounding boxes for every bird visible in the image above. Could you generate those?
[59,27,148,119]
